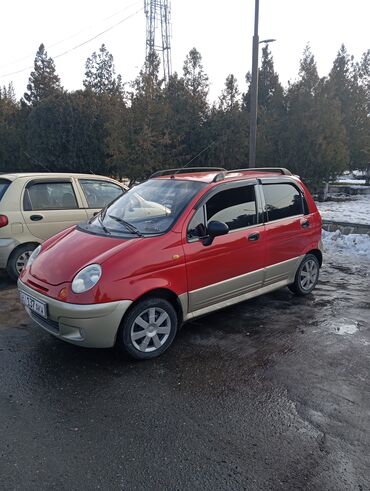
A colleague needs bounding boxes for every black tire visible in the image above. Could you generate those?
[289,253,320,296]
[6,244,38,282]
[117,297,178,360]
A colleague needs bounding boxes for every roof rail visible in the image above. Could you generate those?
[150,167,226,179]
[212,167,292,183]
[227,167,292,176]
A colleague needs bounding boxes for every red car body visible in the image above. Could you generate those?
[18,167,322,359]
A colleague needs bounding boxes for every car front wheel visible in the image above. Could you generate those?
[117,297,178,360]
[289,253,320,296]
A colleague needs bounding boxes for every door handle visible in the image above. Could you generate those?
[301,219,310,228]
[30,215,44,221]
[248,232,260,241]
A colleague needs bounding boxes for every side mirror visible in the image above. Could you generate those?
[202,220,229,246]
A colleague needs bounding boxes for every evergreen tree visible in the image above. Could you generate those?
[183,48,209,101]
[180,48,210,164]
[23,44,62,106]
[284,47,348,187]
[205,75,248,169]
[219,74,240,111]
[83,44,123,95]
[0,83,23,172]
[328,45,370,171]
[255,46,286,165]
[26,91,108,173]
[125,51,166,183]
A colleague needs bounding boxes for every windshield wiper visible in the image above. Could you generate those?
[97,213,111,235]
[108,215,143,237]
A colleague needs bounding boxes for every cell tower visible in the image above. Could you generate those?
[144,0,172,81]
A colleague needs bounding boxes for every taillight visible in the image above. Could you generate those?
[0,215,8,228]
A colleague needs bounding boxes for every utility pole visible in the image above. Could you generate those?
[144,0,172,82]
[249,0,259,167]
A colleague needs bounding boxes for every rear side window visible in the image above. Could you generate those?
[263,183,303,221]
[79,179,123,208]
[24,182,78,211]
[0,179,10,202]
[206,185,257,231]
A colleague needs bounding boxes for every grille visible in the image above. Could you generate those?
[30,311,59,333]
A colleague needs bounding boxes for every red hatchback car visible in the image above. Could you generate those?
[18,167,322,359]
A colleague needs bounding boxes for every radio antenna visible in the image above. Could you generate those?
[173,141,216,176]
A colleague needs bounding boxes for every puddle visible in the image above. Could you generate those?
[333,319,359,335]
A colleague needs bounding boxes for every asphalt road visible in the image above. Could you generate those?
[0,252,369,491]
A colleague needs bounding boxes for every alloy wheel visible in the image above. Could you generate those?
[130,307,172,353]
[299,259,318,291]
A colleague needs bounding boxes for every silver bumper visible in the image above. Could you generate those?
[18,280,132,348]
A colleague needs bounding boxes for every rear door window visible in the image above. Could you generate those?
[262,183,303,221]
[79,179,123,208]
[206,185,257,231]
[0,179,10,202]
[24,182,78,210]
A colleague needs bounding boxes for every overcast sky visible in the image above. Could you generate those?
[0,0,369,101]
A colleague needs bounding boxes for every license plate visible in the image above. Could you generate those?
[19,291,47,319]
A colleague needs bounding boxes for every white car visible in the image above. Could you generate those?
[0,173,127,280]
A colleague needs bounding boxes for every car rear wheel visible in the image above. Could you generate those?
[7,244,38,282]
[117,298,178,360]
[289,253,320,296]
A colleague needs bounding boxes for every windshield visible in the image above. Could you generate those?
[82,179,206,237]
[0,180,10,202]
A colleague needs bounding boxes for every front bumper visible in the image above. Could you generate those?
[18,280,132,348]
[0,238,18,268]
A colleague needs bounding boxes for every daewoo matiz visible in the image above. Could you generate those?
[18,167,323,359]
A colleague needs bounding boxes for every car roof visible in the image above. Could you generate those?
[152,167,295,184]
[0,172,123,183]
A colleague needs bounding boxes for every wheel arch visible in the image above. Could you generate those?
[306,248,322,267]
[7,241,40,265]
[122,288,184,327]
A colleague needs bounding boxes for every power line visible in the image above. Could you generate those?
[0,0,142,70]
[0,6,144,80]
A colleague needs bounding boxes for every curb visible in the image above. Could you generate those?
[322,220,370,236]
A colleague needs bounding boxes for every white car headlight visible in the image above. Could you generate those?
[27,245,42,268]
[71,264,102,294]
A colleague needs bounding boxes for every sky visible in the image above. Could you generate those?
[0,0,369,102]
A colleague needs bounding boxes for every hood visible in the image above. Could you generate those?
[30,228,139,286]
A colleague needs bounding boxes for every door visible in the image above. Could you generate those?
[183,183,266,314]
[77,179,125,220]
[261,180,311,286]
[22,179,88,241]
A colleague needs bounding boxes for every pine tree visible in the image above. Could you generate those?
[328,45,369,171]
[0,83,23,172]
[255,46,286,165]
[83,44,123,96]
[23,44,62,106]
[183,48,209,100]
[219,74,240,111]
[284,47,348,187]
[180,49,210,163]
[206,75,248,169]
[124,51,166,183]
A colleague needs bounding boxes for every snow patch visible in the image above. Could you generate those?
[333,319,359,336]
[316,195,370,225]
[322,230,370,257]
[336,178,366,185]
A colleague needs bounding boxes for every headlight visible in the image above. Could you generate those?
[71,264,102,294]
[27,245,42,268]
